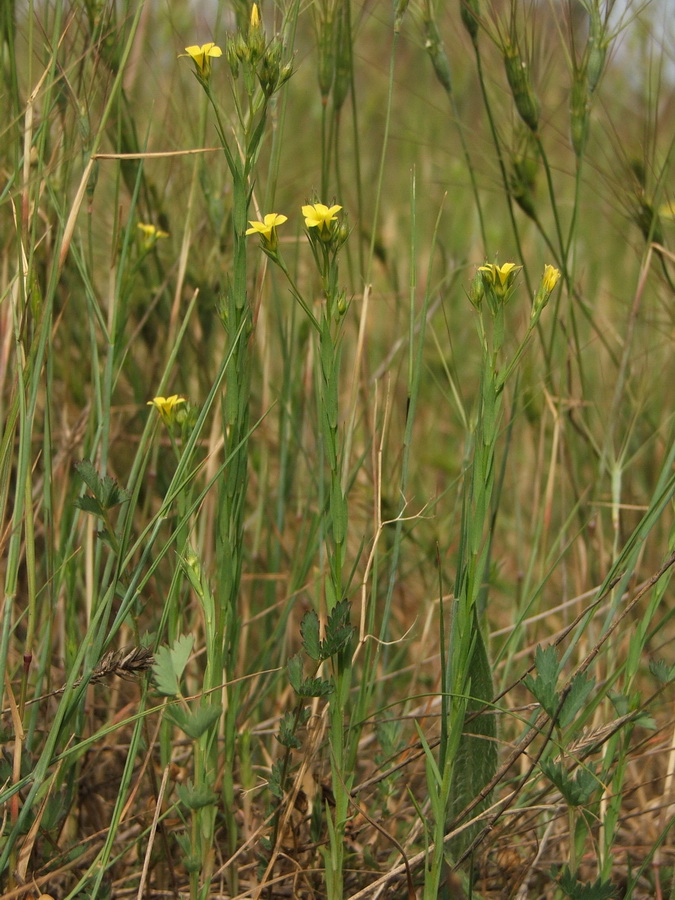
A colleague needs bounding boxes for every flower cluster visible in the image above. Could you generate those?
[225,5,292,99]
[473,262,522,313]
[246,202,348,323]
[470,261,561,322]
[245,201,346,257]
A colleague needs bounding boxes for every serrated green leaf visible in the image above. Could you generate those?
[287,653,303,693]
[268,759,284,798]
[321,598,353,659]
[534,644,560,685]
[97,529,117,550]
[301,610,322,661]
[276,711,302,749]
[298,677,333,698]
[99,475,130,510]
[170,633,193,677]
[558,865,618,899]
[524,645,561,716]
[608,691,631,717]
[176,780,217,811]
[75,459,101,498]
[73,496,104,516]
[168,704,222,739]
[649,657,675,684]
[559,672,596,728]
[152,646,180,696]
[152,634,193,696]
[540,760,598,807]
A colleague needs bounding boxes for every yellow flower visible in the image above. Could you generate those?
[245,213,287,252]
[542,264,561,294]
[478,262,522,289]
[245,213,287,240]
[137,223,169,249]
[302,203,342,233]
[180,43,222,78]
[147,395,186,425]
[250,3,260,30]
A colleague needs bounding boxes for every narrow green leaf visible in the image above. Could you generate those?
[329,480,347,546]
[447,620,498,859]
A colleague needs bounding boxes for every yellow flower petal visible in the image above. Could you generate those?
[302,203,342,231]
[137,223,169,242]
[245,213,287,243]
[181,43,222,76]
[148,395,186,424]
[493,262,521,286]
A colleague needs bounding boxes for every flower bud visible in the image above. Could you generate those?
[424,17,452,95]
[468,269,484,308]
[587,8,607,93]
[460,0,480,43]
[503,41,540,133]
[531,264,560,320]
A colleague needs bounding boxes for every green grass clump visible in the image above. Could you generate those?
[1,1,673,898]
